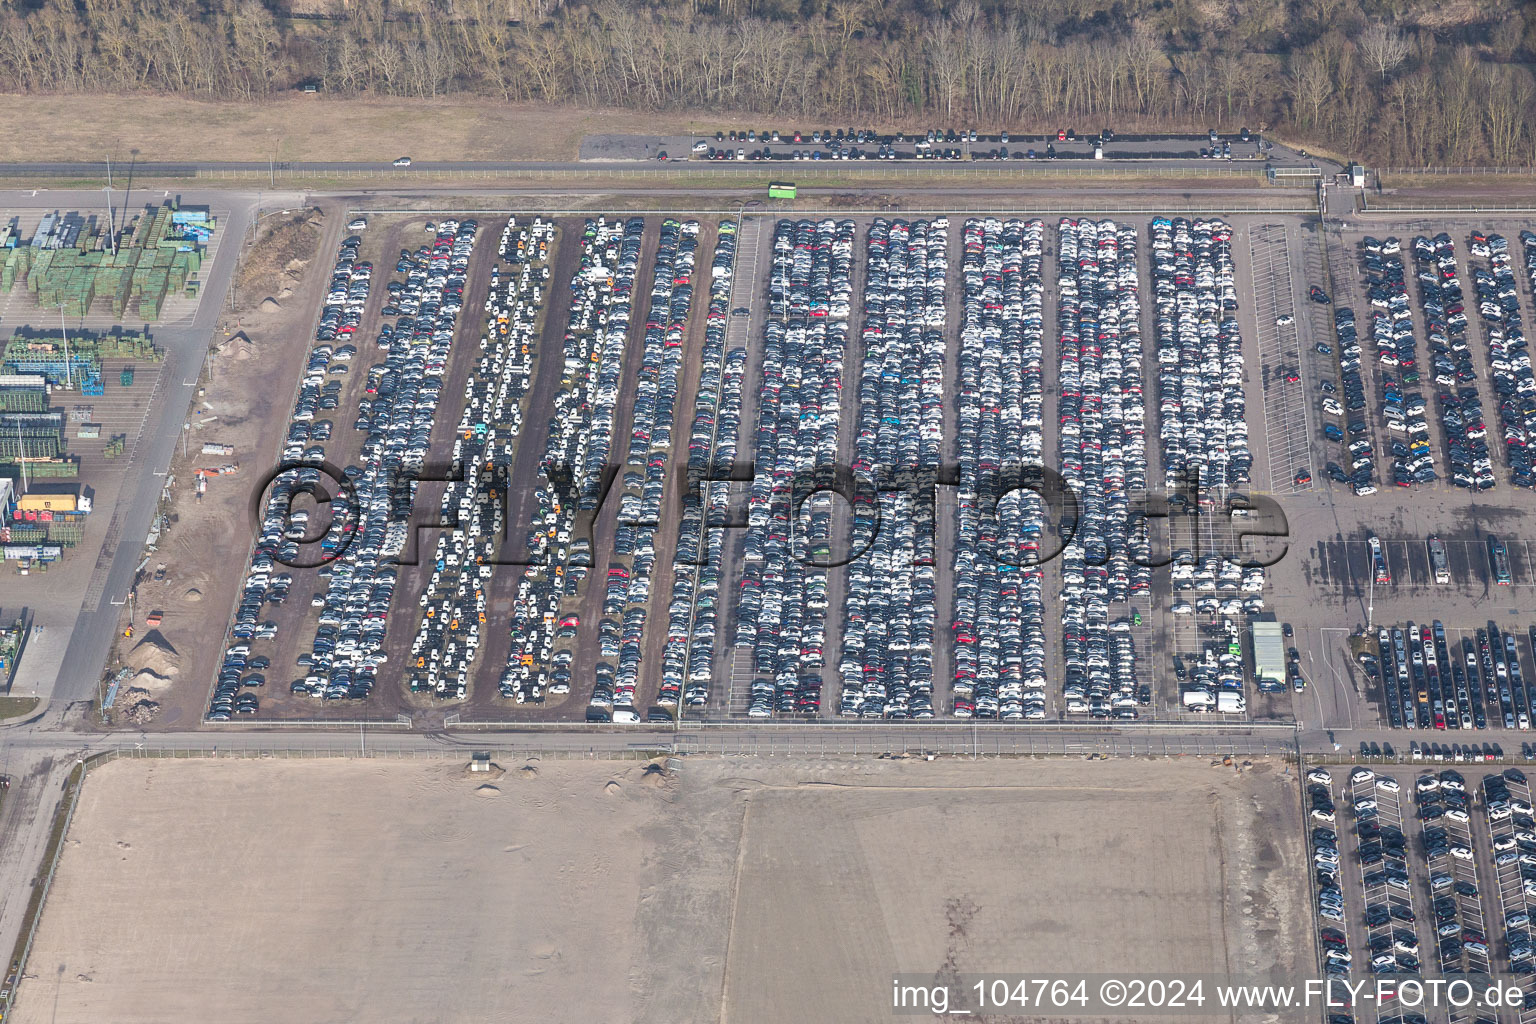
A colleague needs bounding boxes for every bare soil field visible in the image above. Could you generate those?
[15,756,1306,1024]
[0,95,740,164]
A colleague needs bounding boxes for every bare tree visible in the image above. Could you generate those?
[1359,24,1410,82]
[1288,44,1332,130]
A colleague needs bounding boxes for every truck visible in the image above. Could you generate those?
[1251,621,1286,691]
[1368,534,1391,584]
[1489,535,1512,585]
[1428,535,1450,585]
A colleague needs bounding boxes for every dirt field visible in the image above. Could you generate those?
[0,95,743,164]
[14,756,1307,1024]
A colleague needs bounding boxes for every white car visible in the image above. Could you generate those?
[393,156,412,167]
[1450,844,1474,860]
[1351,767,1375,784]
[1375,777,1401,793]
[1307,769,1333,785]
[1276,314,1295,326]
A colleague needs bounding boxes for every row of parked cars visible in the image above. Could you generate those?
[1391,233,1489,491]
[214,235,371,716]
[838,218,945,719]
[1324,305,1378,494]
[1467,230,1536,487]
[1480,768,1536,978]
[596,219,700,719]
[507,222,619,708]
[1306,769,1355,985]
[951,218,1047,719]
[1356,236,1437,490]
[1347,768,1427,978]
[1414,769,1493,976]
[308,221,480,701]
[1150,217,1252,489]
[507,218,633,719]
[407,219,552,702]
[1056,219,1145,718]
[664,220,741,713]
[735,218,855,717]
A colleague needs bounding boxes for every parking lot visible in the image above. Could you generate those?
[1247,222,1315,494]
[182,209,1536,735]
[1307,760,1536,1023]
[1313,533,1536,593]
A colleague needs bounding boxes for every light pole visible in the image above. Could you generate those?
[58,303,71,390]
[15,416,26,490]
[101,186,116,255]
[1366,565,1374,631]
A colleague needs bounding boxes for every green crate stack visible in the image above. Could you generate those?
[26,459,78,479]
[0,432,62,460]
[138,280,166,320]
[97,332,156,360]
[25,249,53,293]
[5,525,45,543]
[0,387,46,412]
[45,520,84,545]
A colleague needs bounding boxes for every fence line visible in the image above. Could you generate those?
[95,745,664,761]
[1360,199,1536,214]
[349,204,1318,217]
[1379,166,1536,176]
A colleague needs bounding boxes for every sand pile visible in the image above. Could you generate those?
[130,630,181,678]
[127,668,172,691]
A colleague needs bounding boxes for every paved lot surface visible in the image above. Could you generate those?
[2,190,255,704]
[580,130,1311,168]
[13,754,1305,1024]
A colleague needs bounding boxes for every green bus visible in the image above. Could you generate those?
[768,182,797,199]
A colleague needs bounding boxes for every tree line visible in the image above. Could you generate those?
[0,0,1532,165]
